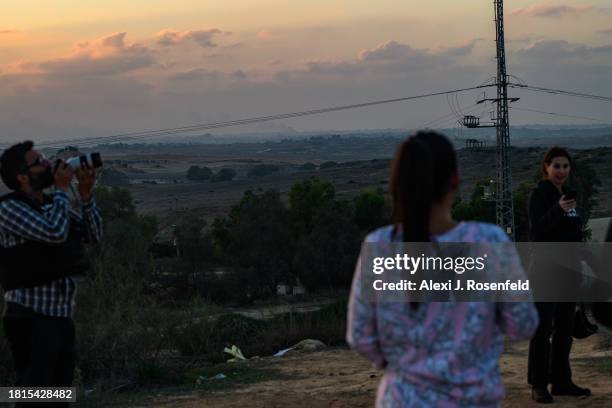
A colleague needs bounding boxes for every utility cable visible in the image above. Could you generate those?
[23,84,495,149]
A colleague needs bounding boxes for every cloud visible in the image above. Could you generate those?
[354,39,476,72]
[6,27,612,140]
[511,4,592,18]
[358,39,478,62]
[0,29,19,35]
[157,29,223,48]
[232,70,247,79]
[169,68,223,81]
[354,40,451,72]
[358,40,415,61]
[222,43,243,49]
[30,32,155,78]
[303,60,365,76]
[169,68,248,82]
[508,34,547,46]
[2,33,155,79]
[276,39,481,82]
[434,39,483,57]
[508,39,612,123]
[597,28,612,35]
[517,39,612,62]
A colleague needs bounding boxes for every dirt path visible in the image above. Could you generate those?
[142,335,611,408]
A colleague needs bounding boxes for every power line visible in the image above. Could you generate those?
[26,84,494,149]
[419,103,483,129]
[446,93,461,119]
[508,84,612,103]
[421,104,476,129]
[15,81,611,151]
[511,107,612,124]
[454,93,465,116]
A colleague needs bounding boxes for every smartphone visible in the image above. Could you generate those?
[564,190,577,200]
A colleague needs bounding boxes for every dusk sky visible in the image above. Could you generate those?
[1,1,612,142]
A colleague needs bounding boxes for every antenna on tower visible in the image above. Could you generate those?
[458,1,516,237]
[493,0,515,239]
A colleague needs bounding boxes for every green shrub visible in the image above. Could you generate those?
[211,168,236,182]
[299,162,316,171]
[186,165,212,181]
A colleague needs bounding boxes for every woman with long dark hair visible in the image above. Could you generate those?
[347,131,538,407]
[527,146,591,403]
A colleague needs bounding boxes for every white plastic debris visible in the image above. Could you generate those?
[223,345,246,362]
[274,347,294,357]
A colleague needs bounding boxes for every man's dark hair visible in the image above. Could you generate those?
[0,140,34,191]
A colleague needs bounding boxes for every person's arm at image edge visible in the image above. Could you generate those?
[346,254,386,369]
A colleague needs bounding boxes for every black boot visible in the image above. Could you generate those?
[532,386,554,403]
[551,382,591,396]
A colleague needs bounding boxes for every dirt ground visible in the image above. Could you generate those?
[140,334,611,408]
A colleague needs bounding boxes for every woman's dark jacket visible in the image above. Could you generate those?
[528,180,583,242]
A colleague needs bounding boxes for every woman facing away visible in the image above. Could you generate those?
[527,147,592,403]
[347,131,539,407]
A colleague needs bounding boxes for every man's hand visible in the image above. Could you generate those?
[54,160,74,192]
[76,163,96,201]
[559,195,577,213]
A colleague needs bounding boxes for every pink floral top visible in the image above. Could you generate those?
[347,222,539,407]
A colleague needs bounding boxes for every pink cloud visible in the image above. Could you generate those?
[69,32,150,58]
[7,32,154,78]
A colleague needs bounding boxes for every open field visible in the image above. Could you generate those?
[79,136,612,240]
